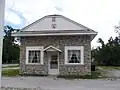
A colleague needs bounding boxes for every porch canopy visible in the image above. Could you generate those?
[43,45,62,52]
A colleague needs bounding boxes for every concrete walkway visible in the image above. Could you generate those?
[2,64,19,67]
[2,67,19,70]
[2,64,19,70]
[2,76,120,90]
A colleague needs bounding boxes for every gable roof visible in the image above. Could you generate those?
[21,14,94,31]
[21,14,60,31]
[12,14,97,40]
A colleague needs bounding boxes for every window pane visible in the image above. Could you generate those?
[68,50,81,63]
[51,55,57,60]
[28,50,40,63]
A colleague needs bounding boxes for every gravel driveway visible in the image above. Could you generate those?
[103,69,120,79]
[2,76,120,90]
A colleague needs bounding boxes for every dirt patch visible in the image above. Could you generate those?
[97,66,120,79]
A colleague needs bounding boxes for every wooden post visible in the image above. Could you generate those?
[0,0,5,88]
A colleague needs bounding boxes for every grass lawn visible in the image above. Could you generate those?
[2,69,19,77]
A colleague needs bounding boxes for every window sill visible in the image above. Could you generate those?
[25,63,44,65]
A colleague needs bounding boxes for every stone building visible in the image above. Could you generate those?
[12,14,97,76]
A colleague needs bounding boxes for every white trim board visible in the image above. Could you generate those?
[12,32,97,36]
[43,45,62,52]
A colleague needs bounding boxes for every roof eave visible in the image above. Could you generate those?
[12,33,97,37]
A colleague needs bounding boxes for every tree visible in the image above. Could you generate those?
[98,38,105,47]
[2,26,20,64]
[115,22,120,41]
[92,37,120,66]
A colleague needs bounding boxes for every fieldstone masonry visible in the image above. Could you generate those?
[20,35,91,76]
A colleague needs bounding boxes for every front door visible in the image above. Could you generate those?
[48,52,59,75]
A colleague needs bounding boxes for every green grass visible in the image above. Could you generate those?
[2,69,19,77]
[91,71,100,79]
[92,67,107,79]
[3,65,19,68]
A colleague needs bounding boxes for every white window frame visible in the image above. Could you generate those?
[26,46,44,65]
[65,46,84,65]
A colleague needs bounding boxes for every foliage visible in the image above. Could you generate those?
[115,22,120,36]
[92,36,120,66]
[2,69,19,77]
[2,25,20,64]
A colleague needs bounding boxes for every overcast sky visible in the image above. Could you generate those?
[5,0,120,47]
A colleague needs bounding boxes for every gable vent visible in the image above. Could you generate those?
[51,24,56,29]
[52,17,56,22]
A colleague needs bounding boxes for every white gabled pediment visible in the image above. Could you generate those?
[43,46,62,52]
[22,15,89,31]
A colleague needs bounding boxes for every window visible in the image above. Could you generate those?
[65,46,84,64]
[26,46,44,64]
[52,17,56,22]
[51,55,58,61]
[68,50,80,63]
[28,50,40,63]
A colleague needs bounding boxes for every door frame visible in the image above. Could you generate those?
[48,51,59,75]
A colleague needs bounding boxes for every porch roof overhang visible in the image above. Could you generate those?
[43,46,62,52]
